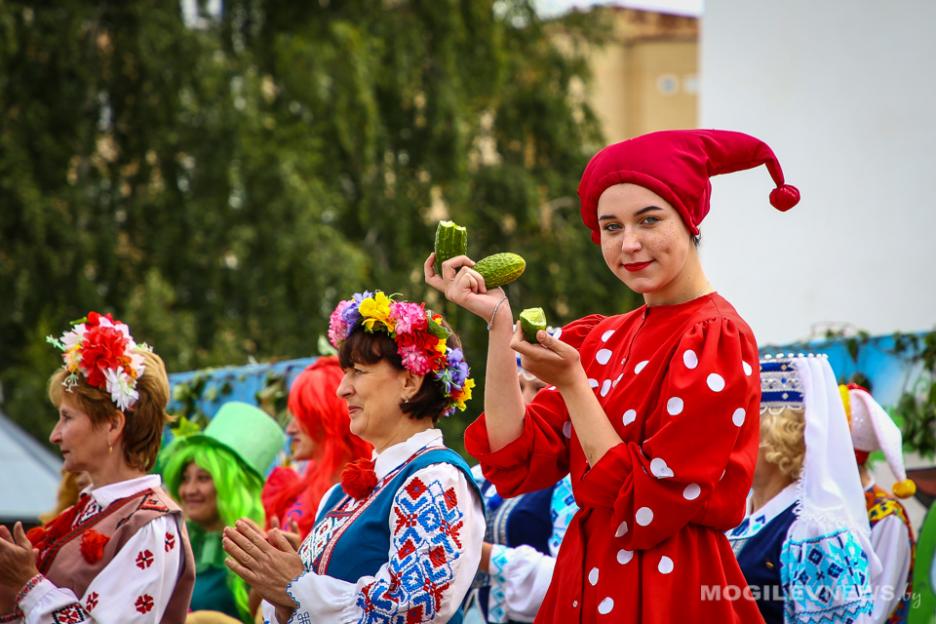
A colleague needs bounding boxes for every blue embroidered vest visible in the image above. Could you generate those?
[476,482,556,623]
[313,447,481,622]
[483,482,555,555]
[733,502,797,624]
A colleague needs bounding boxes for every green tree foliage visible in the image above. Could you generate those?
[0,0,638,445]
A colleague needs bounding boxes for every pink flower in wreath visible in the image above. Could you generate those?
[390,301,427,335]
[328,300,353,347]
[398,346,432,376]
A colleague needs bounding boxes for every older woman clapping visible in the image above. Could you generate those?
[0,312,194,623]
[224,291,483,624]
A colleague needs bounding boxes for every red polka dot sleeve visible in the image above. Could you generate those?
[464,314,605,497]
[574,316,760,551]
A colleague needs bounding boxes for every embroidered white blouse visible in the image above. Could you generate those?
[473,465,578,623]
[262,428,484,624]
[9,475,184,624]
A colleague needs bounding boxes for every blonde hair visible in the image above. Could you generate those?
[760,407,806,480]
[48,350,171,471]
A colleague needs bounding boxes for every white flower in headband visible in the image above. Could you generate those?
[47,311,148,410]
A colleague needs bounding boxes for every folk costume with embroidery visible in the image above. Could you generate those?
[845,385,916,623]
[260,429,484,624]
[729,355,876,624]
[260,291,484,624]
[467,466,578,623]
[6,475,194,624]
[3,312,195,624]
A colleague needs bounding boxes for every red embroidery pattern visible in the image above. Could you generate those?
[15,573,44,604]
[164,532,176,552]
[51,603,88,623]
[135,594,154,614]
[359,477,465,621]
[0,610,23,622]
[85,592,99,612]
[139,496,169,513]
[135,549,154,569]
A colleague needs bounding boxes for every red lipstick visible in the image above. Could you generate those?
[623,261,652,272]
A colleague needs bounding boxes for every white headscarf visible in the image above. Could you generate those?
[787,355,881,577]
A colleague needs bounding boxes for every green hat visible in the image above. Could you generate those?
[168,401,285,481]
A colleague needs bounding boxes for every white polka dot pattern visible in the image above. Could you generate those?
[706,373,726,392]
[600,379,612,397]
[598,597,614,615]
[635,507,654,526]
[650,457,674,479]
[683,483,701,500]
[596,348,612,365]
[666,397,684,416]
[683,349,698,369]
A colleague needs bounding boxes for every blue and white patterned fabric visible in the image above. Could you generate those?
[548,476,577,555]
[260,429,484,624]
[780,527,873,623]
[469,472,578,623]
[728,483,798,557]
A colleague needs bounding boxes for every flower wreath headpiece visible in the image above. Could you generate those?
[46,311,151,411]
[328,291,474,417]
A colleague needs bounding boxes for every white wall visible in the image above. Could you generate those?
[699,0,936,345]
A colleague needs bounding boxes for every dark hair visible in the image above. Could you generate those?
[691,232,702,248]
[338,325,463,424]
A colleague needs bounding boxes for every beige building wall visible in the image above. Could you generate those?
[583,8,699,143]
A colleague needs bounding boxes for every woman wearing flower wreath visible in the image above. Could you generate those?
[261,356,372,540]
[426,130,801,623]
[0,312,195,623]
[223,291,484,624]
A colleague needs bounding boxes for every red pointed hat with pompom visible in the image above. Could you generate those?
[578,129,800,243]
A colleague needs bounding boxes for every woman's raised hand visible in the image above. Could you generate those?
[424,253,507,322]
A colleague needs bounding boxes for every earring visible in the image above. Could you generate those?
[108,444,113,454]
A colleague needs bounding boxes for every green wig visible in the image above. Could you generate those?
[162,442,264,623]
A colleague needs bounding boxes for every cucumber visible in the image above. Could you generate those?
[474,252,526,288]
[519,307,547,343]
[434,220,468,273]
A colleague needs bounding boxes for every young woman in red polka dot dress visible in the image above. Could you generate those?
[426,130,800,623]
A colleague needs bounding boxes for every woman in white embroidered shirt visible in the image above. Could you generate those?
[0,311,194,624]
[223,290,483,624]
